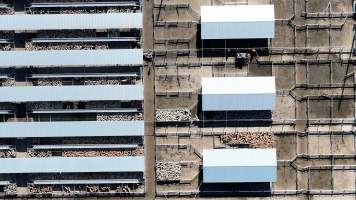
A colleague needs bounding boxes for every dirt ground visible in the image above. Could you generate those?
[150,0,356,199]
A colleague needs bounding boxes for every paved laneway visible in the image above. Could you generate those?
[143,0,156,199]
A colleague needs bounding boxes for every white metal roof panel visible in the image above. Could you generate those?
[203,149,277,167]
[200,5,275,39]
[0,121,144,138]
[201,21,274,39]
[0,13,142,31]
[201,5,275,23]
[0,156,144,173]
[202,77,276,95]
[0,85,143,102]
[0,49,143,67]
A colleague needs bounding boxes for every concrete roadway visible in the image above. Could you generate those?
[143,0,156,199]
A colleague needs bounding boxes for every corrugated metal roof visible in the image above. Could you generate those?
[0,121,144,138]
[0,13,142,31]
[201,5,275,23]
[200,5,275,39]
[0,156,144,173]
[0,49,143,67]
[0,181,11,185]
[203,149,277,183]
[0,85,143,102]
[202,77,276,111]
[202,77,276,95]
[203,149,277,167]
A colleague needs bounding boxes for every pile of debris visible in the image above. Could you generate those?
[86,185,99,193]
[28,184,53,194]
[84,79,121,85]
[1,79,15,86]
[63,148,144,157]
[97,113,143,121]
[0,149,15,158]
[0,44,13,51]
[28,150,52,157]
[27,183,53,194]
[37,30,96,38]
[156,162,182,181]
[156,109,191,122]
[0,8,14,15]
[115,185,133,193]
[35,79,63,86]
[220,132,274,148]
[25,42,108,50]
[4,184,16,194]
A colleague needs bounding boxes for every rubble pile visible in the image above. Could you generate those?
[86,185,99,193]
[28,150,52,157]
[99,185,110,192]
[97,113,143,121]
[156,162,182,181]
[4,184,16,194]
[115,185,132,193]
[25,42,108,50]
[220,132,274,148]
[63,148,144,157]
[29,7,135,14]
[84,79,121,85]
[36,79,63,86]
[0,44,13,51]
[0,8,14,15]
[0,149,15,158]
[28,184,53,194]
[156,109,191,122]
[1,79,15,86]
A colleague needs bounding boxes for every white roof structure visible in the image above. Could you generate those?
[0,156,144,173]
[0,13,142,31]
[0,49,143,67]
[0,85,143,102]
[203,149,277,183]
[0,121,144,138]
[202,77,276,111]
[200,5,275,39]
